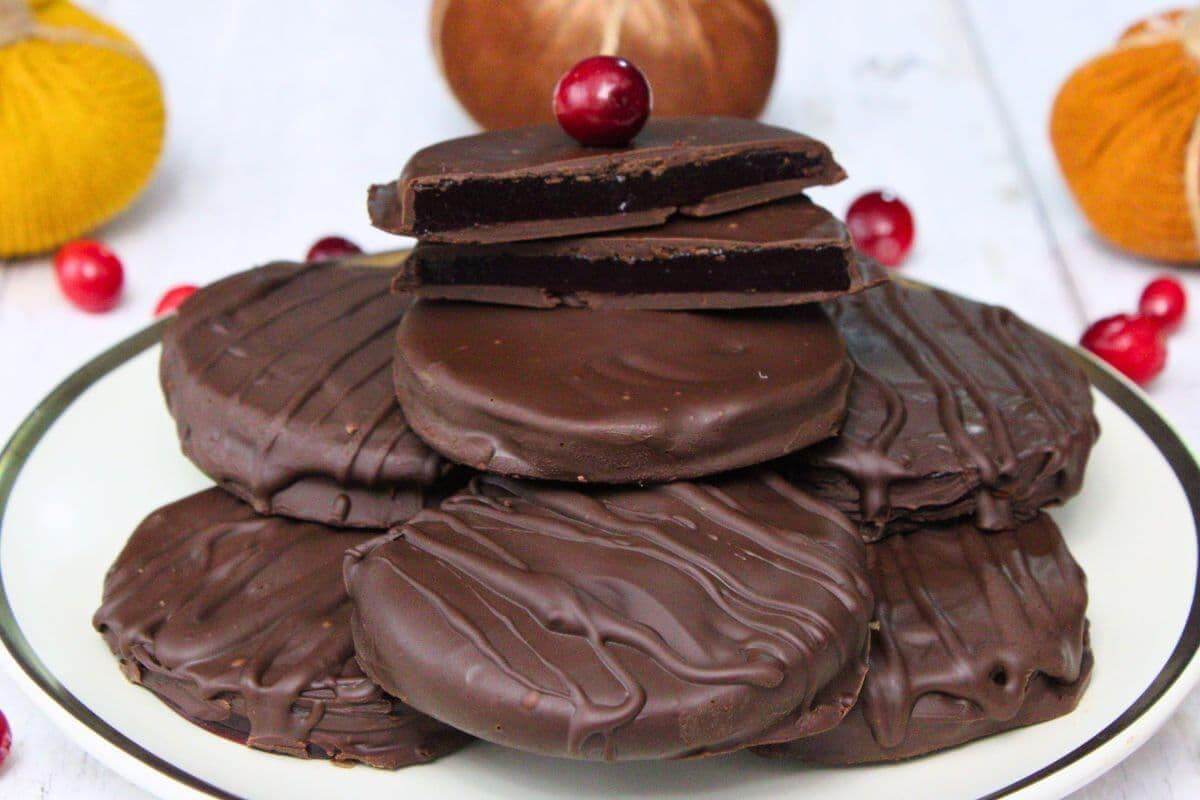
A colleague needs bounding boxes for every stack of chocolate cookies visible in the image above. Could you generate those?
[93,116,1100,773]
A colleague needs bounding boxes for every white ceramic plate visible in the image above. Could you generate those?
[1,322,1198,800]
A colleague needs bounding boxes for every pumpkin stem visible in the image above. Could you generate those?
[599,0,631,56]
[0,0,34,49]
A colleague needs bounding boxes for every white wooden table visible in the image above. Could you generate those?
[1,1,1197,797]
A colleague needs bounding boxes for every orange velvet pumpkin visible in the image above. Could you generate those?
[1051,7,1200,263]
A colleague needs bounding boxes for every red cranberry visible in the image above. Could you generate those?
[0,709,10,767]
[553,56,652,147]
[306,236,362,263]
[53,240,124,313]
[846,191,916,267]
[1080,313,1167,385]
[1138,277,1187,334]
[154,284,199,317]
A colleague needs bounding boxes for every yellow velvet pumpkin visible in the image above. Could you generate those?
[0,0,165,258]
[1051,7,1200,263]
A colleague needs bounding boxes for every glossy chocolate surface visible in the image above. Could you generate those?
[346,471,873,760]
[756,513,1091,763]
[788,282,1099,538]
[393,300,852,483]
[93,489,472,768]
[160,260,451,528]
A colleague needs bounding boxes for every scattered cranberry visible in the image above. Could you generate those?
[553,56,652,147]
[846,191,915,267]
[305,235,362,263]
[154,284,199,317]
[53,240,124,313]
[0,709,10,767]
[1138,277,1187,334]
[1080,313,1167,385]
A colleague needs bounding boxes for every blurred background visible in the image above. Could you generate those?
[0,1,1197,797]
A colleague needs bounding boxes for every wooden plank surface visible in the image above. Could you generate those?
[0,1,1195,796]
[961,2,1200,797]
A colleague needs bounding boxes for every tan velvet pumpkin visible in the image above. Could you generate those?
[432,0,778,130]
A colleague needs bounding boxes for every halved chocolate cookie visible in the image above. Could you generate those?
[93,488,472,768]
[788,282,1099,538]
[756,513,1091,764]
[396,197,886,310]
[160,260,452,528]
[345,471,874,761]
[370,117,844,244]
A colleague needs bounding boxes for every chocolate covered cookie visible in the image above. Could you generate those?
[370,117,844,244]
[345,471,873,761]
[393,300,852,483]
[395,196,886,310]
[93,489,472,768]
[756,513,1091,764]
[160,260,452,528]
[789,282,1098,538]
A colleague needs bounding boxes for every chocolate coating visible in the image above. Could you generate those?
[393,300,852,483]
[93,489,472,768]
[788,282,1099,538]
[397,197,887,310]
[756,513,1091,763]
[370,117,845,244]
[160,260,451,528]
[345,471,873,761]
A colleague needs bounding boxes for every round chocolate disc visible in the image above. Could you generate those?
[393,301,852,483]
[756,513,1091,764]
[160,261,451,528]
[93,488,472,768]
[345,470,873,761]
[789,282,1099,538]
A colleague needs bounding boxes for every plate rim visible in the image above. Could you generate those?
[0,320,1198,800]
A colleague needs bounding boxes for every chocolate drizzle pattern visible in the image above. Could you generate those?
[160,261,451,528]
[93,489,472,768]
[790,282,1099,538]
[757,513,1090,763]
[345,470,873,761]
